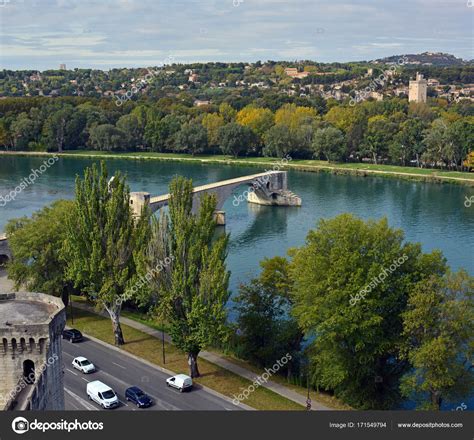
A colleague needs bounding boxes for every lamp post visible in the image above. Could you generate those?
[162,320,166,364]
[69,291,74,325]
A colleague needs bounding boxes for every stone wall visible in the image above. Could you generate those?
[0,292,66,411]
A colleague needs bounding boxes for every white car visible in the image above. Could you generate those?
[166,374,193,392]
[87,380,119,409]
[72,356,96,374]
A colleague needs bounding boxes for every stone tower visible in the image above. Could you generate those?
[0,291,66,410]
[409,72,427,103]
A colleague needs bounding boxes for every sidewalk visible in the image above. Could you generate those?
[72,301,330,410]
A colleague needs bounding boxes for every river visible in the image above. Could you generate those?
[0,155,473,410]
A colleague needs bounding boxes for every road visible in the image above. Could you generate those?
[62,336,243,411]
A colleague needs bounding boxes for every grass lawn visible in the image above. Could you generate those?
[5,150,472,182]
[67,307,305,411]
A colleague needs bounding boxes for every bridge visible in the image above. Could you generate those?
[0,172,301,261]
[130,170,301,224]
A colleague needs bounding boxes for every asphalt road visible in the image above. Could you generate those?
[62,336,243,411]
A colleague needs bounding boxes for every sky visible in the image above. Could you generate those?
[0,0,472,70]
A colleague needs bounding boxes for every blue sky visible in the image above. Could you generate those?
[0,0,472,70]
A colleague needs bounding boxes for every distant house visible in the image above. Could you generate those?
[194,99,211,107]
[188,73,199,82]
[284,68,310,79]
[427,78,440,87]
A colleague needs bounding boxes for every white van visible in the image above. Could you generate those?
[166,374,193,392]
[86,380,119,409]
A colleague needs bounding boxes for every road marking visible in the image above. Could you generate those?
[82,377,90,383]
[64,387,98,411]
[112,362,126,369]
[65,368,78,376]
[119,400,129,407]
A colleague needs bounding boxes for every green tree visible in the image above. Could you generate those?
[390,118,426,166]
[360,115,395,164]
[422,118,450,168]
[312,126,346,162]
[63,162,150,345]
[289,214,446,408]
[175,120,208,155]
[150,176,230,377]
[218,122,254,157]
[88,124,127,151]
[235,257,301,376]
[6,200,73,300]
[400,270,474,410]
[263,124,293,157]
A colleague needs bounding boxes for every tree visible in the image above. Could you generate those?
[150,176,230,377]
[421,118,450,168]
[360,115,395,164]
[312,126,346,162]
[219,102,237,123]
[236,105,274,140]
[400,271,474,409]
[447,118,474,170]
[175,120,208,155]
[116,113,143,149]
[42,106,85,152]
[201,113,225,148]
[144,113,182,152]
[88,124,127,151]
[289,214,447,409]
[63,162,150,345]
[6,200,73,300]
[263,124,293,157]
[10,113,37,150]
[218,122,254,157]
[235,257,301,376]
[390,118,426,166]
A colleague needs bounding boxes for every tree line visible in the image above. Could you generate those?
[0,95,472,170]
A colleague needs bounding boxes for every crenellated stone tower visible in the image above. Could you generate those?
[0,291,66,410]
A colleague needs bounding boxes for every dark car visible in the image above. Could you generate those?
[62,329,83,342]
[125,386,153,408]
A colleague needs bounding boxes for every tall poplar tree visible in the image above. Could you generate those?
[150,176,230,377]
[63,161,150,345]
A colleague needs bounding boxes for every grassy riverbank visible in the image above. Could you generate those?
[2,150,473,185]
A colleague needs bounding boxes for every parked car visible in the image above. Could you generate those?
[62,329,83,342]
[125,386,153,408]
[72,356,95,374]
[166,374,193,392]
[87,381,119,409]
